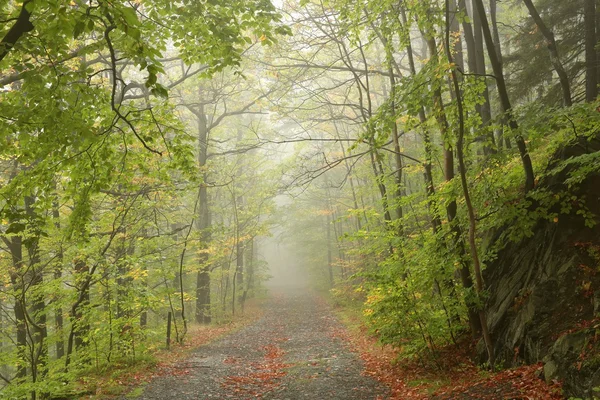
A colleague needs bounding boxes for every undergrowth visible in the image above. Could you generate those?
[73,298,265,399]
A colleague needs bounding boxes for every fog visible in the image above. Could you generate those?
[260,224,310,291]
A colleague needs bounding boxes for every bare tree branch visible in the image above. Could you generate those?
[0,0,34,63]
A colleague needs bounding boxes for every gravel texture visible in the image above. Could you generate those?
[130,286,389,399]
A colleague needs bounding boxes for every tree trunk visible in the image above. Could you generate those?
[241,237,255,312]
[339,139,364,231]
[423,29,483,337]
[522,0,572,106]
[326,212,334,287]
[488,0,512,149]
[445,0,495,364]
[235,229,244,290]
[424,36,455,189]
[460,0,477,74]
[196,269,211,324]
[369,147,393,227]
[462,0,495,152]
[24,196,47,391]
[0,0,34,63]
[116,225,134,321]
[65,256,90,369]
[473,0,535,192]
[333,209,347,279]
[402,9,442,232]
[8,235,27,379]
[195,101,212,324]
[233,128,245,314]
[489,0,503,60]
[596,0,600,89]
[246,238,255,294]
[233,212,244,316]
[584,0,598,101]
[444,3,485,335]
[140,229,148,328]
[51,194,64,359]
[73,258,89,352]
[387,60,404,236]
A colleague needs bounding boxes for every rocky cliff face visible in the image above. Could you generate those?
[483,220,591,365]
[481,140,600,398]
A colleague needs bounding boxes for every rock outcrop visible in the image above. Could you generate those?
[481,138,600,398]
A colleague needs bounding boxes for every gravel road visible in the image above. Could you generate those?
[130,286,389,399]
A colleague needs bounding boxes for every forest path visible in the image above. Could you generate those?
[131,286,389,399]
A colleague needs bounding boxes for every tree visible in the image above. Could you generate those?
[522,0,572,106]
[473,0,536,192]
[0,0,290,397]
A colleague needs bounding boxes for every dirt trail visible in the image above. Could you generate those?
[132,286,388,399]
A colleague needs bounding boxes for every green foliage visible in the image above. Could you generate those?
[362,231,467,358]
[275,0,600,372]
[1,0,600,396]
[0,0,289,397]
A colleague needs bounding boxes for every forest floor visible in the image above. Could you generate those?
[334,304,565,400]
[110,286,564,400]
